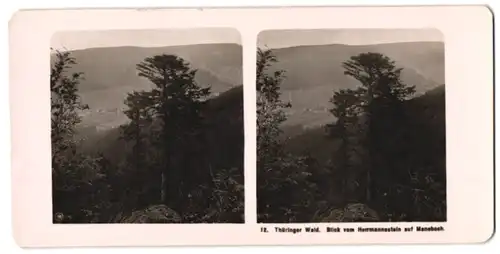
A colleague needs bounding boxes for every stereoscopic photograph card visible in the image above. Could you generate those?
[9,5,494,247]
[49,28,245,225]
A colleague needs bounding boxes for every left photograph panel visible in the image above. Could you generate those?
[50,28,244,224]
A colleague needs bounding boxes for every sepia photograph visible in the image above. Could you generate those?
[50,28,244,224]
[256,29,447,223]
[10,6,493,247]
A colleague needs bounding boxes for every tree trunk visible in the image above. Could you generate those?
[366,169,371,202]
[365,82,374,203]
[160,171,166,204]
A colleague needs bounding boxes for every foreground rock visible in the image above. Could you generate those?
[314,203,380,222]
[115,204,183,223]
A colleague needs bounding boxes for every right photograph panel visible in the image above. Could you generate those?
[256,29,446,223]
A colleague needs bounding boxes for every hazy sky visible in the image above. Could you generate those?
[258,29,443,49]
[51,28,242,50]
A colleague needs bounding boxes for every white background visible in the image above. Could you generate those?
[1,0,498,253]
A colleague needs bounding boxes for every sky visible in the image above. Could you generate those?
[257,28,443,49]
[51,28,443,51]
[51,28,242,51]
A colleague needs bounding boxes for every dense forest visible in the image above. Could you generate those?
[256,47,446,223]
[51,48,244,223]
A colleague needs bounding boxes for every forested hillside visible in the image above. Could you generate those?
[256,47,446,223]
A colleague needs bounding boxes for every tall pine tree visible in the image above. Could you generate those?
[326,88,363,198]
[332,52,415,204]
[120,90,157,209]
[134,54,211,209]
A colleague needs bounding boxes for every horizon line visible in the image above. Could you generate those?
[50,42,243,52]
[259,40,444,50]
[51,40,443,52]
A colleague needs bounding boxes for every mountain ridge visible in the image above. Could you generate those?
[264,41,444,128]
[263,41,444,50]
[54,43,243,131]
[57,41,442,131]
[51,43,243,54]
